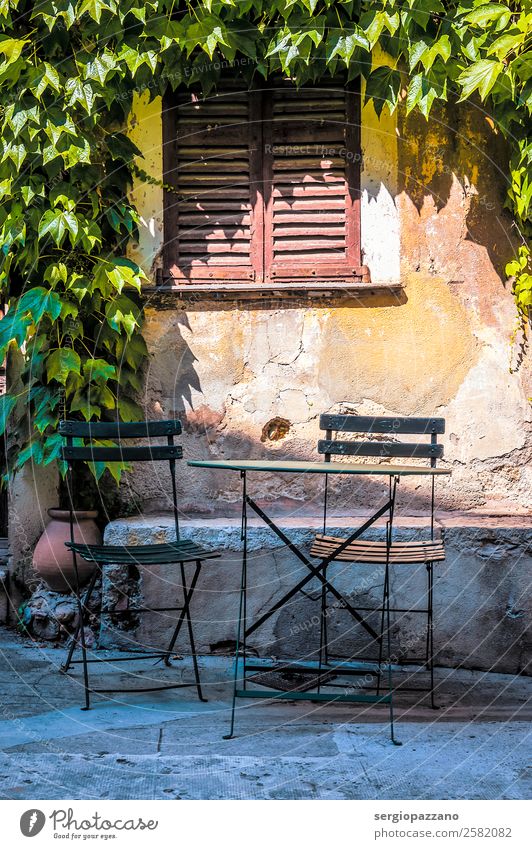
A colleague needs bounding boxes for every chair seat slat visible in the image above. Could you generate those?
[67,540,220,564]
[315,535,445,550]
[310,534,445,563]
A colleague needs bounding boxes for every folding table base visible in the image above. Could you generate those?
[225,472,402,746]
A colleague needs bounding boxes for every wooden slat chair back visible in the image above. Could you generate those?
[317,414,445,467]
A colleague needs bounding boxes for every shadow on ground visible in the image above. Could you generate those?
[0,629,530,800]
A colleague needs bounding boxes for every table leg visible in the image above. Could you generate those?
[318,565,328,694]
[386,476,401,746]
[224,470,247,740]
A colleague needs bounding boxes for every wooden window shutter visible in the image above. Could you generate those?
[262,79,362,284]
[163,83,262,282]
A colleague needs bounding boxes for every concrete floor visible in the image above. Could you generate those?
[0,628,530,800]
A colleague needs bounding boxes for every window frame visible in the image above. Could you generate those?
[160,78,370,296]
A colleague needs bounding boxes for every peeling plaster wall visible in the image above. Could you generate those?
[5,351,59,613]
[124,88,531,518]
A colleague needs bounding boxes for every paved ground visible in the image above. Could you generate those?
[0,629,530,800]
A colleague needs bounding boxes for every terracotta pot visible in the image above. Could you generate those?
[32,508,102,593]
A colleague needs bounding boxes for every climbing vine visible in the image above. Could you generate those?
[0,0,530,479]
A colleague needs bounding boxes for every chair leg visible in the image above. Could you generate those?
[61,567,100,675]
[164,560,202,661]
[62,563,99,711]
[376,567,388,697]
[323,583,329,666]
[425,564,431,667]
[73,567,91,711]
[317,568,328,693]
[181,560,206,703]
[224,537,246,740]
[385,561,401,746]
[162,560,206,701]
[427,562,438,710]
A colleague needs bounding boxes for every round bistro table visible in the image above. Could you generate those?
[188,458,451,744]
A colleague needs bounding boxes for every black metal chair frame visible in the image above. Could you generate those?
[316,414,446,709]
[58,419,219,710]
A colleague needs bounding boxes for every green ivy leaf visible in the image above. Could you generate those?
[118,44,158,75]
[44,263,68,286]
[34,62,61,98]
[0,394,16,435]
[0,178,11,200]
[81,51,117,85]
[0,311,31,359]
[462,3,512,29]
[77,0,117,24]
[83,358,116,383]
[487,31,525,61]
[105,295,141,338]
[117,396,143,419]
[38,210,79,248]
[70,391,101,421]
[0,36,27,65]
[458,59,504,101]
[18,287,62,323]
[326,29,369,63]
[93,384,116,409]
[46,348,81,384]
[118,366,143,392]
[406,69,447,117]
[123,333,148,369]
[64,77,95,114]
[42,432,64,465]
[16,440,44,468]
[364,66,402,116]
[420,35,451,72]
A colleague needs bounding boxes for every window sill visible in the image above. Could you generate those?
[146,272,403,302]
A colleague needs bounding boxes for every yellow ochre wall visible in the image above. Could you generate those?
[124,81,531,516]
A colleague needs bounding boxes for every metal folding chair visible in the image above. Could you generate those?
[310,414,446,708]
[58,419,219,710]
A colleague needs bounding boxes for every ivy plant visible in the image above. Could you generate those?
[0,0,529,481]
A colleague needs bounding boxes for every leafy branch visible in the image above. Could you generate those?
[0,0,530,482]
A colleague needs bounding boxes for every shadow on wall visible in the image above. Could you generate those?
[397,98,518,279]
[118,407,452,522]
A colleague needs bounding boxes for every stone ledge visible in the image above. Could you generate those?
[104,512,532,552]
